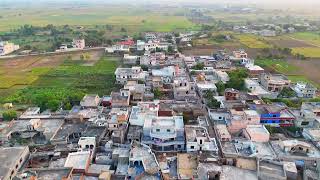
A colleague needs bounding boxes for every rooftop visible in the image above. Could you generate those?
[64,151,91,170]
[177,153,197,180]
[0,146,29,177]
[16,168,73,180]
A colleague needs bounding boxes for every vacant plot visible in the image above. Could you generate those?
[235,34,271,49]
[291,47,320,58]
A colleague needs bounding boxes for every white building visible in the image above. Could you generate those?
[0,41,19,56]
[185,125,218,152]
[115,66,147,84]
[293,82,317,98]
[142,116,185,152]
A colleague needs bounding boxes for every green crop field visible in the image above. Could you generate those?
[255,59,298,74]
[235,34,271,49]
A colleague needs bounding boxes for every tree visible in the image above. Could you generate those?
[207,98,221,109]
[80,54,85,60]
[140,65,148,71]
[278,87,296,98]
[216,81,226,95]
[120,27,127,32]
[47,99,60,111]
[167,46,174,53]
[225,69,248,91]
[193,62,205,70]
[2,110,17,121]
[153,88,163,99]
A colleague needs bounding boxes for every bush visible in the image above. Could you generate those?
[192,63,205,70]
[2,110,17,121]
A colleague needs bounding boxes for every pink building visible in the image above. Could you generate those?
[73,39,85,49]
[243,125,270,142]
[228,109,260,134]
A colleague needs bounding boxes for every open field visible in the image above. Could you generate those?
[235,34,271,49]
[0,6,197,33]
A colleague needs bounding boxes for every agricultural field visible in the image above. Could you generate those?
[288,32,320,47]
[235,34,271,49]
[291,47,320,58]
[0,50,115,102]
[255,59,298,75]
[0,6,197,33]
[255,58,320,88]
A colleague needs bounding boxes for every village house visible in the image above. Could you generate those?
[142,116,185,152]
[245,78,275,99]
[215,124,231,142]
[294,102,320,128]
[227,109,261,134]
[245,64,265,78]
[124,80,154,102]
[224,88,240,101]
[185,125,218,152]
[80,94,100,108]
[232,50,248,59]
[173,76,197,101]
[115,66,147,84]
[243,125,270,142]
[254,104,296,127]
[213,70,230,83]
[129,101,160,126]
[0,41,20,56]
[64,151,91,173]
[292,81,317,98]
[136,40,146,51]
[260,73,291,93]
[196,80,217,97]
[110,89,130,107]
[0,146,30,180]
[151,66,176,85]
[123,54,140,65]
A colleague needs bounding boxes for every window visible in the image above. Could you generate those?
[200,139,203,145]
[19,158,22,163]
[167,129,170,132]
[177,145,181,148]
[301,121,309,126]
[190,146,194,149]
[273,114,277,117]
[156,129,160,132]
[85,145,89,149]
[219,117,222,119]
